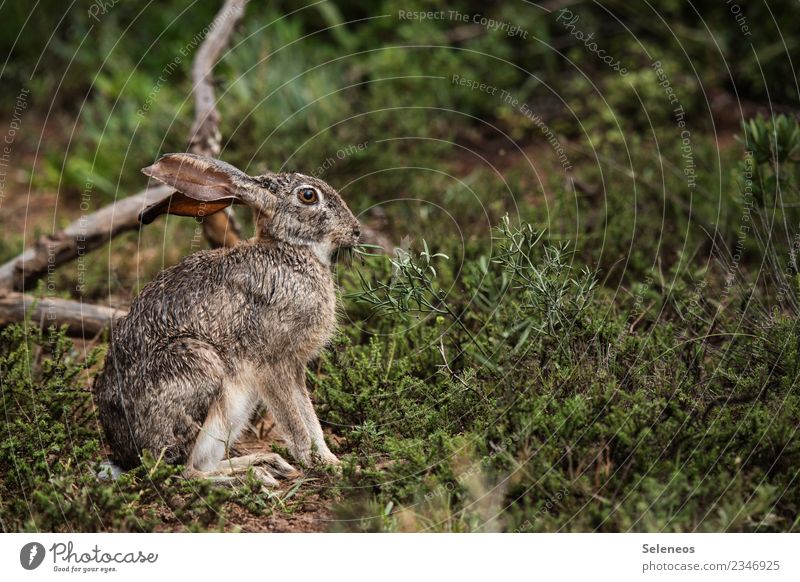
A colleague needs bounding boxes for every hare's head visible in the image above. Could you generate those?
[140,153,361,259]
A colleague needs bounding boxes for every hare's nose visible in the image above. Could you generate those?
[352,226,361,239]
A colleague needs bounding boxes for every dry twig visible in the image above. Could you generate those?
[0,0,250,332]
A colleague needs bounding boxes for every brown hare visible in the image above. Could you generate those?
[93,153,360,485]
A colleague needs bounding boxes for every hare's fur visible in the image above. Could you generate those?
[93,154,359,484]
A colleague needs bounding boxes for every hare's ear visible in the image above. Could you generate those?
[139,153,257,224]
[138,191,242,224]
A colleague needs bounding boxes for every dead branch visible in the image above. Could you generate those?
[0,185,172,292]
[0,0,248,293]
[0,292,126,337]
[186,0,248,248]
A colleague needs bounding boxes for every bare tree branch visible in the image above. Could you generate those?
[186,0,248,248]
[0,185,172,292]
[0,0,249,293]
[0,292,126,337]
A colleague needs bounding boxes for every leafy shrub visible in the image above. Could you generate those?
[315,214,800,532]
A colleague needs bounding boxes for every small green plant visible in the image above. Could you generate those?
[351,240,488,357]
[493,215,598,356]
[742,114,800,166]
[353,241,450,315]
[734,115,800,312]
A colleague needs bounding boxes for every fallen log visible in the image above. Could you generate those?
[0,292,126,337]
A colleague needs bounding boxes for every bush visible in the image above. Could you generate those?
[315,213,800,532]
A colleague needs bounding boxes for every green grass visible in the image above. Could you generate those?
[4,179,799,531]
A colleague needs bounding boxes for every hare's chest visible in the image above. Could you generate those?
[291,281,336,352]
[263,268,337,360]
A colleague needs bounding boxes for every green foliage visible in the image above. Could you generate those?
[0,322,312,532]
[314,215,800,532]
[735,115,800,311]
[741,115,800,219]
[493,216,597,357]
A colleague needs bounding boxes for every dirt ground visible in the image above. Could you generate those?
[232,417,338,532]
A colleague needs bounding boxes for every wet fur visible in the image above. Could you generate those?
[93,154,359,477]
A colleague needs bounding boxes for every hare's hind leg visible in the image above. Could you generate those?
[186,453,298,486]
[187,365,297,485]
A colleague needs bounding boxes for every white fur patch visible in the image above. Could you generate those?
[189,363,260,472]
[191,413,225,472]
[311,241,332,266]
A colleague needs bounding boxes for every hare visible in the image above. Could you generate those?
[93,153,360,485]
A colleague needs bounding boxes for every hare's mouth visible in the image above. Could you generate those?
[333,242,383,265]
[331,246,355,266]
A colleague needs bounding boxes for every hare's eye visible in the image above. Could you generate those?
[297,187,319,205]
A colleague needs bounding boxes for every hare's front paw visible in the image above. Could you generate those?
[317,450,340,466]
[290,445,340,469]
[313,451,342,476]
[290,446,314,468]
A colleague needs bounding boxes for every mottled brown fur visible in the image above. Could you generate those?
[93,154,360,482]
